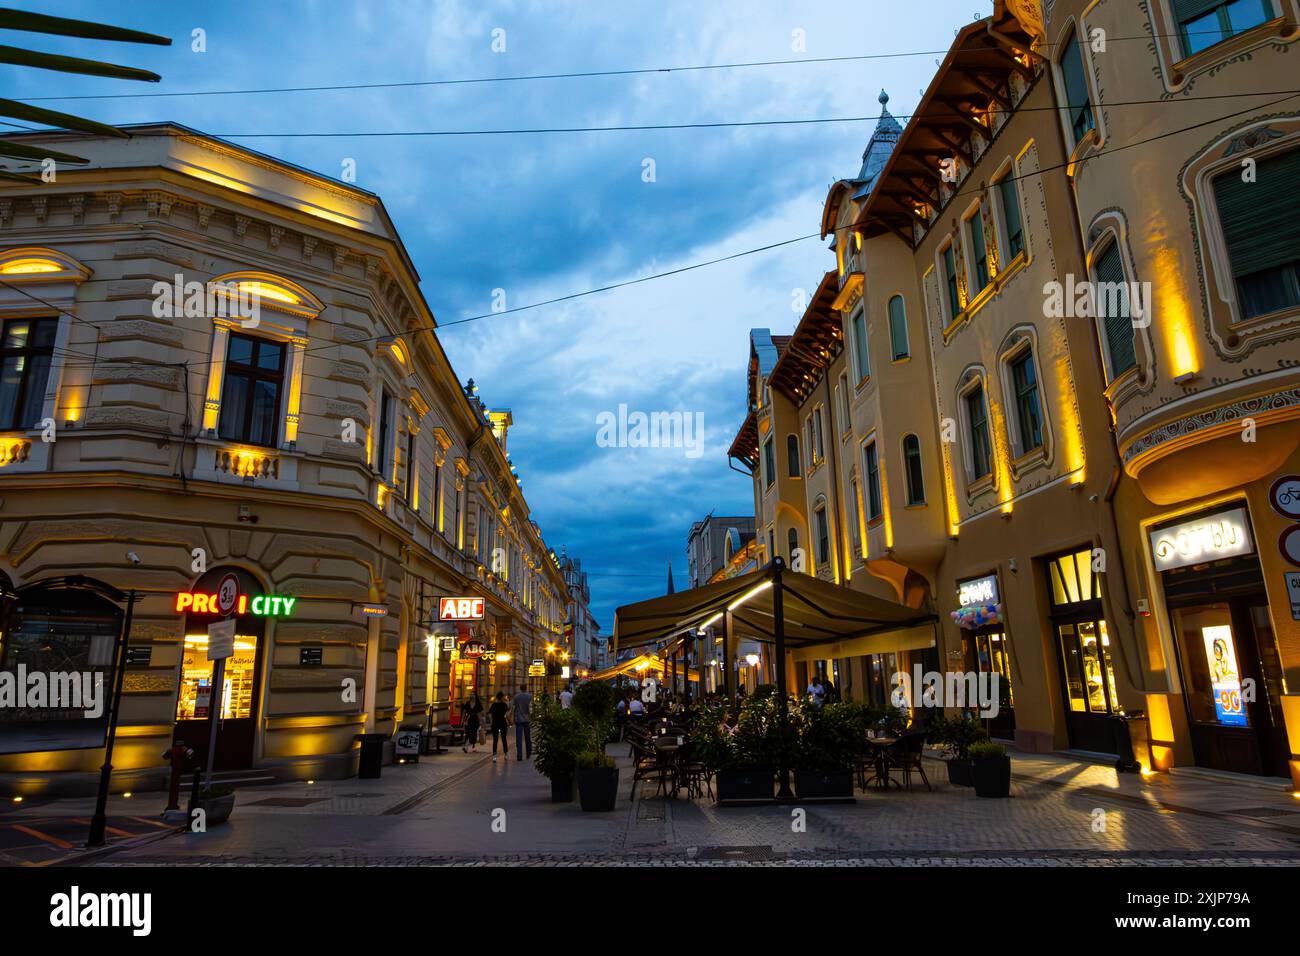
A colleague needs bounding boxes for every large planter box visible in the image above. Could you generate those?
[946,757,973,787]
[972,755,1011,798]
[715,767,775,805]
[794,768,855,802]
[576,767,619,811]
[550,773,575,803]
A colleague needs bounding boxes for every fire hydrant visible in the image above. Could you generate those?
[161,742,195,812]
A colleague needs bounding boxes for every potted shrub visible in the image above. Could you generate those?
[929,715,989,787]
[191,784,235,826]
[533,698,587,802]
[575,751,620,811]
[970,741,1012,798]
[793,701,858,802]
[704,697,778,805]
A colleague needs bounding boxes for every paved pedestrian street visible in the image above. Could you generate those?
[52,749,1300,867]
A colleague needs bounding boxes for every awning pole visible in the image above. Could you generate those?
[772,558,794,800]
[723,608,734,707]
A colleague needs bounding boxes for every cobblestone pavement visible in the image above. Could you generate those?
[84,748,1300,867]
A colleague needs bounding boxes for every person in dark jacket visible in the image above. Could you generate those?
[488,691,510,762]
[461,691,484,753]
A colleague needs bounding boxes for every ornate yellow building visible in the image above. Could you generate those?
[0,124,567,795]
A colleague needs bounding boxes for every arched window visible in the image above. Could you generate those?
[902,434,925,505]
[786,434,801,477]
[888,295,909,360]
[1090,238,1137,380]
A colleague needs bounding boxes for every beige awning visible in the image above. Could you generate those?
[613,564,937,655]
[587,652,700,683]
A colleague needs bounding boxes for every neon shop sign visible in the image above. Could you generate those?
[175,591,297,616]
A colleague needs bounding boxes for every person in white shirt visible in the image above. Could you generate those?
[807,675,825,706]
[559,686,574,709]
[629,697,646,715]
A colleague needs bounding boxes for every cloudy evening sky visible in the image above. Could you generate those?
[5,0,991,630]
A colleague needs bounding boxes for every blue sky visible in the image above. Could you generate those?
[5,0,991,630]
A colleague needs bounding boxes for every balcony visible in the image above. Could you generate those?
[193,437,300,491]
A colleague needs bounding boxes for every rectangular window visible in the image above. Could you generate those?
[763,437,775,489]
[888,295,909,360]
[405,431,417,506]
[850,476,863,555]
[0,318,56,431]
[997,173,1024,260]
[1176,0,1273,57]
[1059,35,1095,145]
[965,384,992,480]
[376,388,393,479]
[851,306,870,382]
[1092,241,1137,377]
[839,372,852,425]
[434,460,444,528]
[864,441,882,520]
[813,407,825,463]
[1213,147,1300,319]
[1010,351,1044,452]
[903,435,925,506]
[218,333,285,447]
[815,508,830,565]
[942,244,960,319]
[967,207,990,294]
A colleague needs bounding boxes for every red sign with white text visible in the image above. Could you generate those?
[439,596,485,621]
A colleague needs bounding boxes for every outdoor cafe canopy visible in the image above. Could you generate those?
[587,652,700,684]
[612,561,938,664]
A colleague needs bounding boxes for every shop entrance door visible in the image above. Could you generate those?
[448,658,479,727]
[1169,597,1290,778]
[968,629,1015,738]
[174,629,260,771]
[1055,618,1122,753]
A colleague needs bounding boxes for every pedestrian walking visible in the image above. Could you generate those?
[461,691,484,753]
[511,684,534,760]
[559,686,574,709]
[487,691,509,762]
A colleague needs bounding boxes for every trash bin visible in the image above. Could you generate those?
[1111,711,1150,773]
[355,732,386,779]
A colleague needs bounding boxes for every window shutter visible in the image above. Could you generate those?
[1171,0,1226,24]
[1213,148,1300,278]
[1093,242,1136,376]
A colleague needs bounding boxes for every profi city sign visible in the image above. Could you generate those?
[439,596,485,621]
[175,591,297,616]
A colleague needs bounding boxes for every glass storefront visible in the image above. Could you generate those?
[1153,506,1289,778]
[1048,548,1121,753]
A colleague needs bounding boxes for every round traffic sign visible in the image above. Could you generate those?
[1269,475,1300,520]
[216,572,240,615]
[1278,524,1300,568]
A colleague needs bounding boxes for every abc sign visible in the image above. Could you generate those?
[439,596,485,621]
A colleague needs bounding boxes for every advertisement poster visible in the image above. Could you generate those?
[1202,625,1248,727]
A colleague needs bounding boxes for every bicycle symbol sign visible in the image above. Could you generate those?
[1269,475,1300,519]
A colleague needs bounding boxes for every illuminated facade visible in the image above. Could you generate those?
[729,0,1300,782]
[0,124,567,795]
